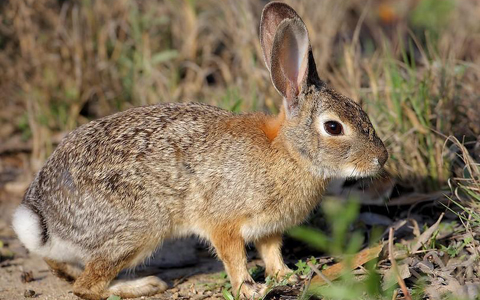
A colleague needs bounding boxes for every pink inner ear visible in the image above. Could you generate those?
[297,45,309,87]
[280,22,309,98]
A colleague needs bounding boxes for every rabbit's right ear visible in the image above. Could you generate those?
[260,2,300,71]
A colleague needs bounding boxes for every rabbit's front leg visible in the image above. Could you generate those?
[255,234,298,283]
[211,228,267,299]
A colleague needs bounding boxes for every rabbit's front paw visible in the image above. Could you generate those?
[240,281,268,299]
[280,270,300,284]
[285,273,300,284]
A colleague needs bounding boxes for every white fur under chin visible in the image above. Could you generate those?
[341,166,378,179]
[12,204,85,264]
[310,165,378,180]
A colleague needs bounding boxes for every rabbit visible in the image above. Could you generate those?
[12,2,388,299]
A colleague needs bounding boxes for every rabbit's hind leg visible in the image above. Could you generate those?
[104,242,168,298]
[44,258,82,282]
[108,276,167,298]
[73,254,134,300]
[72,243,167,300]
[73,256,167,300]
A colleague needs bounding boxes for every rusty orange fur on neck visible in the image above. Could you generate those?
[262,107,285,142]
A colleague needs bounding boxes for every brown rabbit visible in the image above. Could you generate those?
[12,2,388,299]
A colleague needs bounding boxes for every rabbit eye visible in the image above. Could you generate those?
[324,121,343,136]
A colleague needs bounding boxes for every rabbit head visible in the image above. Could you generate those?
[261,2,388,179]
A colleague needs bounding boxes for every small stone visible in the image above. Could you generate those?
[21,271,34,283]
[24,289,36,298]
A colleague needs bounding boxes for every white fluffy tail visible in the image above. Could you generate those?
[12,204,86,263]
[12,204,44,254]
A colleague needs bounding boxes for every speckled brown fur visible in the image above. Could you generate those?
[44,258,82,282]
[13,2,387,299]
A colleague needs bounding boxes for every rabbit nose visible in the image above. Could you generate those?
[377,147,388,167]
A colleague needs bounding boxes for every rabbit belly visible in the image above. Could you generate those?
[240,220,288,242]
[12,204,86,264]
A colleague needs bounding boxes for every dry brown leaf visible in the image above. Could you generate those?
[410,213,444,253]
[382,263,411,290]
[386,192,447,206]
[308,243,383,287]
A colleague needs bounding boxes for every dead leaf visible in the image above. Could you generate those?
[382,263,411,290]
[386,192,447,206]
[308,243,383,287]
[410,213,444,253]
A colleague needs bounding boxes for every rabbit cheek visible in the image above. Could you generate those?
[313,138,348,174]
[341,152,381,178]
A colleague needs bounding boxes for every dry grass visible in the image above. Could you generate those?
[1,0,480,189]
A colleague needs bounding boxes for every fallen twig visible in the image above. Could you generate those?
[307,261,332,286]
[389,228,412,300]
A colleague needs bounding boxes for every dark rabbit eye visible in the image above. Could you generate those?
[324,121,343,136]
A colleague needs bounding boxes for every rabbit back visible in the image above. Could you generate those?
[13,102,321,265]
[14,103,234,263]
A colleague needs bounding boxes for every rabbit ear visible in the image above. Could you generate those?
[270,18,310,115]
[260,2,300,71]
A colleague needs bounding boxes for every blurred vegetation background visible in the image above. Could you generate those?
[1,0,480,193]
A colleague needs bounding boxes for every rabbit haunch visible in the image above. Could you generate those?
[13,205,86,263]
